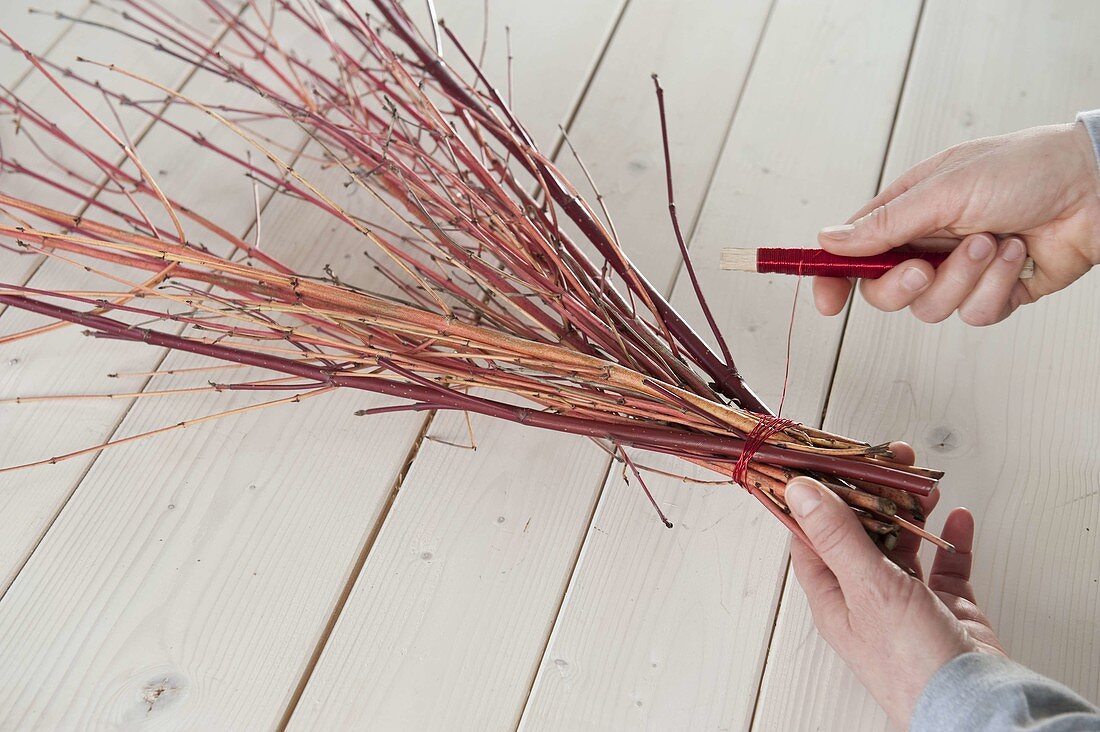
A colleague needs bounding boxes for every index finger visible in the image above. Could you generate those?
[820,178,963,257]
[843,147,952,224]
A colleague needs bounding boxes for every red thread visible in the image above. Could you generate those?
[732,415,797,487]
[756,248,949,279]
[777,275,801,416]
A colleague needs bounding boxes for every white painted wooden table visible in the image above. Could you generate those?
[1,1,1098,729]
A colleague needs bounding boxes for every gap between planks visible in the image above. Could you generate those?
[547,0,634,162]
[513,0,782,726]
[508,0,792,722]
[816,0,929,430]
[512,458,616,729]
[275,412,438,731]
[656,0,779,297]
[0,4,98,599]
[745,1,929,728]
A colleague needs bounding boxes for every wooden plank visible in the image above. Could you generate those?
[0,120,426,729]
[289,409,612,731]
[753,1,1100,729]
[0,364,426,728]
[0,0,623,728]
[521,1,921,729]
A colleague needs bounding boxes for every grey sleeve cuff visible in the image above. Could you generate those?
[911,652,1100,732]
[1077,109,1100,168]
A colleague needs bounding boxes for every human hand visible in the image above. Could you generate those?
[785,443,1006,730]
[813,122,1100,325]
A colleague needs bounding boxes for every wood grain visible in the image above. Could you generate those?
[754,1,1100,729]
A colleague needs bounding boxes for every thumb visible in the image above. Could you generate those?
[786,477,887,592]
[818,182,956,256]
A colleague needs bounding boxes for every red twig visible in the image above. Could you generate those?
[651,74,736,372]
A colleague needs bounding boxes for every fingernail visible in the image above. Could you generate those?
[967,235,994,261]
[900,266,929,291]
[1002,238,1025,262]
[786,478,823,518]
[820,224,855,239]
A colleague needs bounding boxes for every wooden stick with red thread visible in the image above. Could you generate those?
[720,247,1035,279]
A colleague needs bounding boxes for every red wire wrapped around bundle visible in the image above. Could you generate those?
[731,415,798,487]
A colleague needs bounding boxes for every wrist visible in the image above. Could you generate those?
[893,634,971,728]
[1070,118,1100,265]
[1075,111,1100,171]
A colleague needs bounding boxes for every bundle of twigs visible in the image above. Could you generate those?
[0,0,946,553]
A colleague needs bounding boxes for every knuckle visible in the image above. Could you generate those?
[876,297,908,314]
[941,265,975,289]
[863,570,918,609]
[860,282,903,312]
[869,204,890,232]
[854,204,888,233]
[940,141,969,165]
[958,304,997,326]
[808,515,851,558]
[910,299,949,323]
[1012,286,1038,308]
[928,574,966,594]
